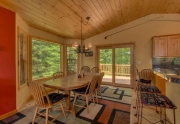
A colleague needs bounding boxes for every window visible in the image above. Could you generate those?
[67,46,78,72]
[17,27,28,89]
[31,38,61,79]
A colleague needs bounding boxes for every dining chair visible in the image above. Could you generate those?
[53,71,64,79]
[139,69,154,86]
[53,72,65,93]
[91,67,101,73]
[94,72,104,103]
[135,68,139,92]
[27,81,67,124]
[81,66,91,73]
[67,70,76,76]
[72,75,99,113]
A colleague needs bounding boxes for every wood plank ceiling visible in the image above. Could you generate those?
[0,0,180,39]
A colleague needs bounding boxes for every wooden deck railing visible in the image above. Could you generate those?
[99,64,130,76]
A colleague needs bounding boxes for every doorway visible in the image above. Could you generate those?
[97,44,134,88]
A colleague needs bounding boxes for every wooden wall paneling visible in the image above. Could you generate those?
[145,0,154,15]
[134,0,140,21]
[16,0,83,38]
[166,0,179,13]
[107,0,121,26]
[103,0,120,26]
[8,0,73,34]
[129,0,137,21]
[120,0,130,23]
[97,0,117,27]
[1,0,180,39]
[171,0,180,13]
[84,0,106,31]
[62,0,104,34]
[73,0,99,36]
[31,0,82,32]
[90,0,112,30]
[114,0,123,25]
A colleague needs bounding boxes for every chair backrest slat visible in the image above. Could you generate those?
[91,67,101,73]
[81,66,91,73]
[86,75,99,95]
[96,72,104,89]
[53,72,64,79]
[139,69,153,81]
[28,81,50,108]
[67,70,76,76]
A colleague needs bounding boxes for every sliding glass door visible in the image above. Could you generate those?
[99,48,113,83]
[98,44,134,87]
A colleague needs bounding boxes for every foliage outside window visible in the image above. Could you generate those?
[32,39,61,79]
[67,46,77,72]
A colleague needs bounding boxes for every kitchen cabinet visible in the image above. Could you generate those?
[168,35,180,56]
[153,36,167,57]
[153,34,180,57]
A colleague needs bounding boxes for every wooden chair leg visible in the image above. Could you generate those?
[73,94,78,107]
[45,108,49,124]
[32,107,38,124]
[60,102,66,118]
[92,96,96,106]
[86,96,89,113]
[95,92,98,104]
[99,91,102,99]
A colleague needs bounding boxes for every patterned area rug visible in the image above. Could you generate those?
[0,85,132,124]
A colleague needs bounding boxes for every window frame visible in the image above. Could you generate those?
[17,27,29,90]
[66,44,79,73]
[29,36,64,81]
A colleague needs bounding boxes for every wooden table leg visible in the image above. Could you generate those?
[64,90,76,118]
[65,90,71,110]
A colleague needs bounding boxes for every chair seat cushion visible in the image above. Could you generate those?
[44,93,68,104]
[140,79,151,83]
[72,86,88,94]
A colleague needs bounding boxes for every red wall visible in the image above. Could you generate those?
[0,6,16,115]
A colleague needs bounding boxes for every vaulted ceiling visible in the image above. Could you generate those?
[0,0,180,39]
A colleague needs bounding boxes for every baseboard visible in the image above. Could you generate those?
[0,109,17,120]
[17,95,33,111]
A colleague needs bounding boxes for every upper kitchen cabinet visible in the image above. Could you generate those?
[167,35,180,56]
[153,36,167,57]
[153,34,180,57]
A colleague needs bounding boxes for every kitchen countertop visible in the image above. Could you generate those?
[153,68,180,84]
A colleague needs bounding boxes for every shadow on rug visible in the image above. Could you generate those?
[0,85,132,124]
